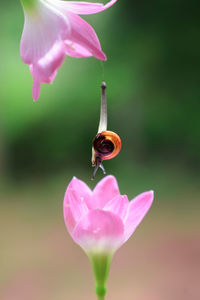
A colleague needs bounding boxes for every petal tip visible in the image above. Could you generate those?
[148,190,154,201]
[104,0,118,10]
[67,176,79,189]
[97,175,118,187]
[99,52,107,61]
[101,54,107,61]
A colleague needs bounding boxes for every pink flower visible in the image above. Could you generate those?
[64,175,154,254]
[20,0,117,101]
[63,175,154,298]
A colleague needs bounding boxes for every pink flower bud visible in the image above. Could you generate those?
[63,175,154,255]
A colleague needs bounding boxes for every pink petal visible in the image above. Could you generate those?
[50,0,117,15]
[73,209,124,253]
[103,195,129,221]
[92,175,120,209]
[30,41,66,100]
[32,78,41,102]
[64,177,92,208]
[63,204,76,237]
[65,41,92,57]
[30,42,65,83]
[69,190,89,223]
[20,1,70,64]
[124,191,154,242]
[63,177,92,235]
[66,12,106,61]
[103,0,118,10]
[35,42,66,80]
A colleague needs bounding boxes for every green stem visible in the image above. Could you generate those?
[96,286,106,300]
[88,253,112,300]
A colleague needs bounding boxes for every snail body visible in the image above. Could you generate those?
[91,82,122,180]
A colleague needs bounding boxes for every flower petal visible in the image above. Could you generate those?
[103,195,129,221]
[65,41,92,57]
[92,175,120,209]
[47,0,117,15]
[66,12,106,60]
[32,78,41,102]
[30,41,66,100]
[73,209,124,253]
[20,0,70,64]
[63,177,92,235]
[124,191,154,242]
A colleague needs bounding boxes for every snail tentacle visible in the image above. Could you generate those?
[98,82,107,133]
[91,157,106,180]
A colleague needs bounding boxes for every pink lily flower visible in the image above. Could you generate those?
[63,175,154,299]
[20,0,117,101]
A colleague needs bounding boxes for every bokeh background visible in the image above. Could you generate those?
[0,0,200,299]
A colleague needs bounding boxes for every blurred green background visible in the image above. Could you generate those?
[0,1,200,299]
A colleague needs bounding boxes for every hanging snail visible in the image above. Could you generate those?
[91,82,122,180]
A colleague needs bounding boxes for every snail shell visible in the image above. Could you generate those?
[92,130,122,164]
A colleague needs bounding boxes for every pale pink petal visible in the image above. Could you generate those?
[66,12,106,60]
[73,209,124,253]
[103,0,118,10]
[124,191,154,242]
[63,203,76,236]
[63,177,92,235]
[64,177,92,208]
[30,42,66,83]
[103,195,129,221]
[48,0,117,15]
[20,0,70,64]
[30,41,66,100]
[92,175,120,209]
[69,193,89,222]
[65,41,92,57]
[32,78,41,102]
[36,42,66,80]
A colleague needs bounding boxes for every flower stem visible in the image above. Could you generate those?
[96,286,106,300]
[88,253,112,300]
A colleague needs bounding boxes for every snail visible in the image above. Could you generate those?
[91,82,122,179]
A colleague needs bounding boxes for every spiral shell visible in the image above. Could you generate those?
[92,130,122,161]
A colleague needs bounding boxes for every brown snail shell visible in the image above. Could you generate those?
[92,130,122,164]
